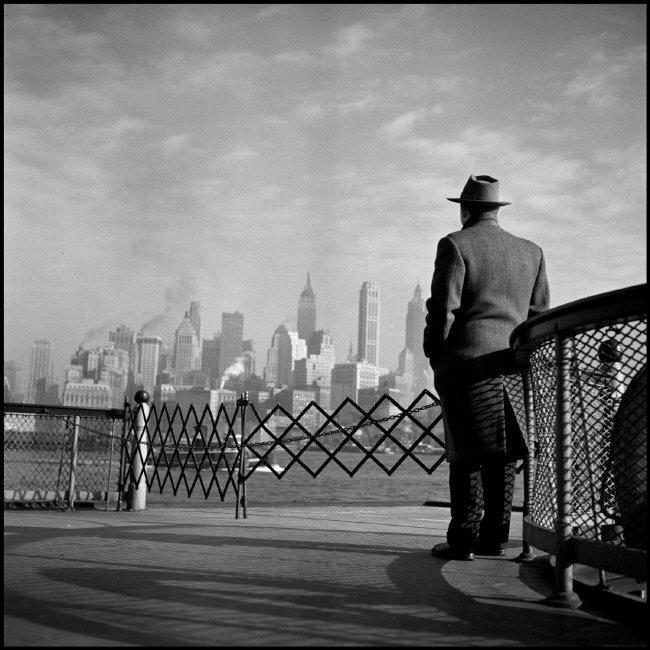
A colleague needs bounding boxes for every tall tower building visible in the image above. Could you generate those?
[26,339,52,404]
[242,339,256,380]
[403,283,429,395]
[109,326,135,366]
[135,335,162,394]
[297,273,316,342]
[109,325,136,396]
[219,312,244,378]
[294,330,336,388]
[188,301,202,348]
[357,281,380,366]
[264,325,293,388]
[405,283,425,353]
[201,334,221,384]
[98,345,130,407]
[173,311,200,375]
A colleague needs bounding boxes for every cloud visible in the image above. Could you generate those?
[560,39,645,109]
[273,50,315,66]
[380,108,440,139]
[219,145,259,164]
[255,5,290,21]
[322,23,375,58]
[163,14,213,43]
[294,103,327,122]
[3,4,646,383]
[161,133,193,155]
[336,94,380,115]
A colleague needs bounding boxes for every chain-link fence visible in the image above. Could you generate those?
[511,283,646,606]
[4,404,125,508]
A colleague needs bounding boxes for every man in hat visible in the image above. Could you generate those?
[423,174,550,560]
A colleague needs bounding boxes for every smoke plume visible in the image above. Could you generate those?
[139,277,196,335]
[219,356,247,390]
[79,319,118,347]
[80,325,110,347]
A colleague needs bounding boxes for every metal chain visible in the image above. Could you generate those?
[36,401,438,452]
[244,402,437,449]
[164,402,439,452]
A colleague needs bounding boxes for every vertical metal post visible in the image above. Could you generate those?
[116,399,130,511]
[573,367,608,589]
[105,419,116,511]
[235,392,249,520]
[55,415,71,501]
[519,369,536,560]
[67,415,80,511]
[127,391,150,511]
[546,333,582,608]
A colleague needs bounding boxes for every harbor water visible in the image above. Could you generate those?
[144,449,526,510]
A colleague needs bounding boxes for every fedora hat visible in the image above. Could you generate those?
[447,174,511,206]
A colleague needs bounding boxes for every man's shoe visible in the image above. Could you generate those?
[430,542,474,561]
[474,541,506,556]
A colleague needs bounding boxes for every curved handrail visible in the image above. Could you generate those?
[510,283,647,360]
[3,401,124,419]
[510,281,647,601]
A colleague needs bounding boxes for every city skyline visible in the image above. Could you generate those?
[4,5,646,394]
[8,277,426,405]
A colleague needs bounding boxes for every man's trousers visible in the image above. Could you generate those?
[446,458,518,549]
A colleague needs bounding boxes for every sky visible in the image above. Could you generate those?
[4,3,647,391]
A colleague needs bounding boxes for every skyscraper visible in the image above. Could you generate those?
[219,312,244,378]
[265,324,309,389]
[403,283,429,395]
[173,311,201,375]
[188,301,202,351]
[294,330,336,389]
[357,281,380,366]
[26,339,52,404]
[242,339,256,380]
[201,334,221,384]
[264,325,294,388]
[135,335,162,394]
[109,325,135,365]
[109,325,136,396]
[297,273,316,341]
[405,283,425,353]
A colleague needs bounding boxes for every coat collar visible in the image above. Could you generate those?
[461,213,499,229]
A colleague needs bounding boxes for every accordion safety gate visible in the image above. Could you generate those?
[121,388,447,518]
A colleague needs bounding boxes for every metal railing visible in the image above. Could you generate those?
[3,403,126,510]
[4,389,446,514]
[511,283,647,608]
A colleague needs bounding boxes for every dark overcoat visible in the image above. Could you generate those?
[423,213,550,463]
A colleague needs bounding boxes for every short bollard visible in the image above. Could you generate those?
[127,390,150,511]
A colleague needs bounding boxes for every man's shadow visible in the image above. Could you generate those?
[385,548,644,645]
